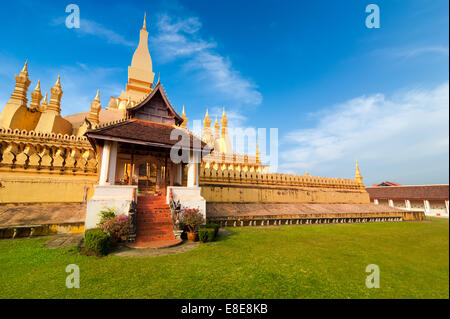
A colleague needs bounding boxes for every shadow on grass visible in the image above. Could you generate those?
[214,228,236,243]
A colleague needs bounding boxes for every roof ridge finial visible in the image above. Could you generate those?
[35,80,41,91]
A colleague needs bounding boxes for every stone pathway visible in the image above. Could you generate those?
[45,234,83,249]
[111,241,200,257]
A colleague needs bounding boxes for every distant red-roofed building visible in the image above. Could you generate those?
[372,181,402,187]
[366,184,449,217]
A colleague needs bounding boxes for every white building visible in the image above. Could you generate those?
[366,184,449,218]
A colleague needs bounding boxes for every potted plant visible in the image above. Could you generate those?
[180,208,204,242]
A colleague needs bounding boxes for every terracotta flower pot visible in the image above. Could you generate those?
[187,232,198,242]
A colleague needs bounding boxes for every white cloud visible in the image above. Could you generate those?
[51,17,135,47]
[151,14,262,107]
[151,14,215,62]
[375,45,449,59]
[280,83,449,185]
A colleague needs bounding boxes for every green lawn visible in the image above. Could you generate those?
[0,218,448,299]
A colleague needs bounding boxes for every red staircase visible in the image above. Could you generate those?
[132,195,182,248]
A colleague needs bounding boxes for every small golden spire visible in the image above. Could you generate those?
[204,109,211,124]
[94,89,100,102]
[39,92,48,112]
[214,115,220,129]
[221,107,228,136]
[202,109,213,144]
[21,60,28,75]
[305,171,310,176]
[181,105,188,128]
[30,80,43,111]
[46,75,63,114]
[55,75,61,88]
[355,160,364,190]
[88,90,102,125]
[256,143,261,163]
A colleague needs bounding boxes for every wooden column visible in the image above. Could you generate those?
[99,141,111,186]
[164,154,168,196]
[108,141,118,185]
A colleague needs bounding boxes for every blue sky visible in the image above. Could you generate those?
[0,0,448,185]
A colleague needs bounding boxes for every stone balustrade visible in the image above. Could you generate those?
[209,216,405,227]
[0,128,97,174]
[199,166,360,191]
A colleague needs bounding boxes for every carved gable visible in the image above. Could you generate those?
[127,85,183,126]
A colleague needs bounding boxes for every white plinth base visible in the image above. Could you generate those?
[85,185,137,231]
[167,186,207,220]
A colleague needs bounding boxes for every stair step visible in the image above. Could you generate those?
[137,217,172,221]
[137,205,171,209]
[137,225,174,231]
[138,208,170,211]
[137,212,171,216]
[136,236,175,243]
[138,200,167,203]
[136,221,172,225]
[136,231,175,237]
[135,196,174,243]
[137,211,171,214]
[138,210,171,214]
[137,215,172,220]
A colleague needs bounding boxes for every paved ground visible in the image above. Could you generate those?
[111,241,200,257]
[45,234,83,249]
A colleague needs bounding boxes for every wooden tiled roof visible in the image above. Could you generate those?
[86,118,209,151]
[366,185,449,201]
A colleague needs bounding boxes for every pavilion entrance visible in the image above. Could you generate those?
[113,143,184,196]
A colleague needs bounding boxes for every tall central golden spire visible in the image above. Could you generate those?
[130,12,153,79]
[143,12,147,30]
[109,13,155,110]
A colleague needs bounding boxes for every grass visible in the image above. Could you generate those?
[0,218,448,299]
